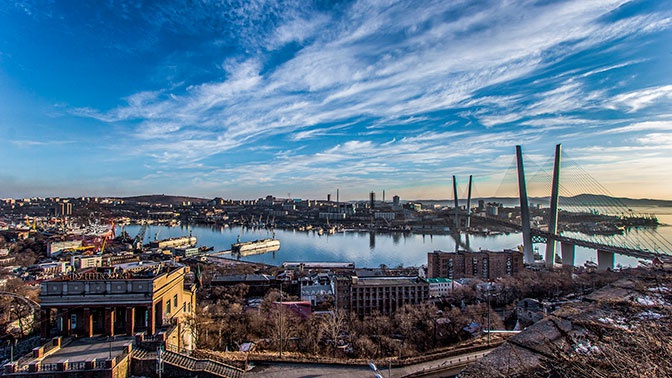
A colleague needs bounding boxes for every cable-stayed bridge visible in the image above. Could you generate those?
[454,145,672,270]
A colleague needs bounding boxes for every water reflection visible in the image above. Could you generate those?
[117,221,664,269]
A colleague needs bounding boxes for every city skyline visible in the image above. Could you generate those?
[1,1,671,201]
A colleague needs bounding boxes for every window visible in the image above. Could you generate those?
[173,294,178,308]
[166,301,171,314]
[70,314,77,329]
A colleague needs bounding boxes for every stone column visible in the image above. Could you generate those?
[126,307,135,335]
[147,304,156,335]
[83,308,93,338]
[40,308,50,339]
[104,308,116,336]
[63,312,71,336]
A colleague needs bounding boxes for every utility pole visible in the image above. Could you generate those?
[279,282,283,358]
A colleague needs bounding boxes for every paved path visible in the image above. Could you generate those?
[251,348,494,378]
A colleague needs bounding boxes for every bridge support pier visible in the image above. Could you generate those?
[561,243,575,267]
[597,250,615,271]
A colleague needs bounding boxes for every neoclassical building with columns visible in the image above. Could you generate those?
[39,261,196,339]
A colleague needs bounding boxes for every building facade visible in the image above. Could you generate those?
[39,262,196,339]
[425,277,458,298]
[427,249,524,280]
[340,276,429,316]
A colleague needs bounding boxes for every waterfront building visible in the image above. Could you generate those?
[47,240,82,257]
[374,212,396,220]
[172,246,199,258]
[427,249,524,280]
[318,212,347,220]
[39,261,196,339]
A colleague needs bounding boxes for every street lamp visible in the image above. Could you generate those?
[368,360,385,378]
[156,344,164,378]
[487,284,491,346]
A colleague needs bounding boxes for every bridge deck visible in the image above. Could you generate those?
[472,215,669,260]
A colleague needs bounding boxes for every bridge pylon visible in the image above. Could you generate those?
[516,145,534,264]
[546,144,562,268]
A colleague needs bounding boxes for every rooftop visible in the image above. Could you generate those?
[47,261,184,281]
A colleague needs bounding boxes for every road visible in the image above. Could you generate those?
[250,348,494,378]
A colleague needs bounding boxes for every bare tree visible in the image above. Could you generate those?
[318,309,348,357]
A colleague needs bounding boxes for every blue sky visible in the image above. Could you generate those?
[1,0,671,201]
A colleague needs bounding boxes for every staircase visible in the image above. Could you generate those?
[133,347,244,378]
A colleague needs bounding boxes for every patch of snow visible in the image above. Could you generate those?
[597,316,630,330]
[638,310,665,320]
[575,340,600,355]
[630,295,669,307]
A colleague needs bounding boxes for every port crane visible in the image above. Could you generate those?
[134,222,148,251]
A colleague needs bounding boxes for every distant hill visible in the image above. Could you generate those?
[121,194,209,205]
[557,194,672,208]
[414,195,672,208]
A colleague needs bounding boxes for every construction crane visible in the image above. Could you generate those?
[24,218,36,231]
[134,222,148,251]
[99,236,108,255]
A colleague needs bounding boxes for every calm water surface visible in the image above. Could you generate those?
[117,205,672,268]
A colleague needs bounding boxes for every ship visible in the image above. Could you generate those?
[149,235,197,249]
[231,238,280,257]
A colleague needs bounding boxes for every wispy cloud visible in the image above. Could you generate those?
[11,0,668,198]
[610,85,672,112]
[11,140,75,147]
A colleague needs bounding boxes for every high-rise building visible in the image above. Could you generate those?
[54,202,73,216]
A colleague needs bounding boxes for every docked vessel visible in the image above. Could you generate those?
[231,238,280,256]
[149,235,197,249]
